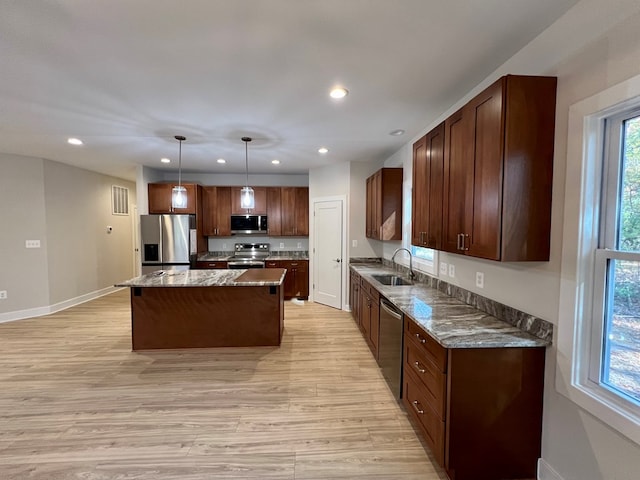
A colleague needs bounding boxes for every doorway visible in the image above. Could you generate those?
[312,198,345,309]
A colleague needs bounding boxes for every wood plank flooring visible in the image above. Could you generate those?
[0,290,447,479]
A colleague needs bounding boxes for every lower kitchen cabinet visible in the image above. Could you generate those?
[403,315,545,480]
[266,260,309,299]
[359,278,380,359]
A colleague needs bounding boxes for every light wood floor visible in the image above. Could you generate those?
[0,289,447,480]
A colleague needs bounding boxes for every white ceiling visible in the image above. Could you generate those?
[0,0,579,181]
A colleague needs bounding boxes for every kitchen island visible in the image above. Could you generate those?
[116,268,286,350]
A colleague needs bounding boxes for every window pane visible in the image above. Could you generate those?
[602,258,640,403]
[411,245,434,262]
[619,116,640,252]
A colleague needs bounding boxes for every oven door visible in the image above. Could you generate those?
[228,260,265,269]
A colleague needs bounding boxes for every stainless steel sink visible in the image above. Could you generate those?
[371,274,413,286]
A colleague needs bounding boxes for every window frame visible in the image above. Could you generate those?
[557,72,640,446]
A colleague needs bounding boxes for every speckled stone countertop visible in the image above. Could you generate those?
[197,251,309,261]
[116,268,286,288]
[351,264,549,349]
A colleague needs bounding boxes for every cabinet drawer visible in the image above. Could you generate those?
[265,261,281,268]
[195,261,228,269]
[404,333,446,418]
[403,370,445,465]
[405,316,447,372]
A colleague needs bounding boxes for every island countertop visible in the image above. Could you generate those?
[115,268,286,288]
[350,264,550,349]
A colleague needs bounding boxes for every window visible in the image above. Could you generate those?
[557,74,640,445]
[411,245,437,275]
[594,112,640,404]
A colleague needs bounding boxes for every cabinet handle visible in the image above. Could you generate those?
[463,234,469,251]
[413,361,426,374]
[415,333,426,344]
[412,400,424,415]
[456,233,462,250]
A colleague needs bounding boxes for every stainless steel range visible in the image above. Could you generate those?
[227,243,270,269]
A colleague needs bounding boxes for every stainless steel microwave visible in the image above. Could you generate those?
[230,215,268,234]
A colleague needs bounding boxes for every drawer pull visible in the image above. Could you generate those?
[413,361,426,374]
[415,333,426,344]
[412,400,424,415]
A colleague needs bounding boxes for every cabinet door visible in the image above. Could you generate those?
[293,260,309,298]
[466,80,504,260]
[373,171,382,240]
[365,176,373,238]
[148,183,197,214]
[281,188,296,236]
[359,289,372,337]
[426,124,445,249]
[231,186,267,214]
[369,294,380,358]
[266,187,282,236]
[412,135,428,246]
[443,108,473,253]
[202,186,217,235]
[148,183,173,213]
[295,187,309,236]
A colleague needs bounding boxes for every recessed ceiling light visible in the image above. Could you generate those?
[389,129,405,136]
[216,158,226,164]
[160,157,171,164]
[67,137,83,145]
[329,87,349,99]
[318,147,329,154]
[272,159,280,165]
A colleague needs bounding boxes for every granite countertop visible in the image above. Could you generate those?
[116,268,286,288]
[350,264,549,349]
[197,252,309,261]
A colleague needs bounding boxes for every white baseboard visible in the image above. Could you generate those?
[538,458,565,480]
[0,286,122,324]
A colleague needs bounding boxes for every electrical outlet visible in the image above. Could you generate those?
[476,272,484,289]
[440,262,448,275]
[25,240,40,248]
[280,243,284,248]
[352,239,358,247]
[448,264,455,278]
[0,290,7,300]
[297,242,302,248]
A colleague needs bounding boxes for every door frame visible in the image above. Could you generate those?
[309,195,348,310]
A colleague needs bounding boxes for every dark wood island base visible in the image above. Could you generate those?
[117,268,286,350]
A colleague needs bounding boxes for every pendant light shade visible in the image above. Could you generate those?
[241,137,255,210]
[171,135,187,209]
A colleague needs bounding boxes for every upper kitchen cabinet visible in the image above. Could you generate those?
[202,186,232,236]
[366,168,403,241]
[231,186,267,215]
[148,183,199,214]
[266,187,282,236]
[442,75,557,261]
[281,187,309,236]
[412,123,444,249]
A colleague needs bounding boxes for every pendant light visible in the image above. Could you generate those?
[240,136,255,210]
[171,135,187,209]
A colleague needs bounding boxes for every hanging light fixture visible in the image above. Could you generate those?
[171,135,187,209]
[240,136,255,210]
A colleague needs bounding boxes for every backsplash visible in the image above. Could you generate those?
[353,257,553,343]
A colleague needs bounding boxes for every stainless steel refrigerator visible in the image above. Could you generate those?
[140,214,196,274]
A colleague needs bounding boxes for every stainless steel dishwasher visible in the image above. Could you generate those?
[377,297,404,399]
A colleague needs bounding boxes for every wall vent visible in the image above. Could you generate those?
[112,185,129,215]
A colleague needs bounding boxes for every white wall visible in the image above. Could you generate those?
[0,154,50,314]
[0,154,136,320]
[378,1,640,479]
[348,161,384,259]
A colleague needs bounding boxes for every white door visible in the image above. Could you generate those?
[313,200,343,309]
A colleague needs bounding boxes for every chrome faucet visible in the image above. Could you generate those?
[391,247,415,279]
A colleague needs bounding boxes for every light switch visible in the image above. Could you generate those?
[448,264,455,278]
[25,240,40,248]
